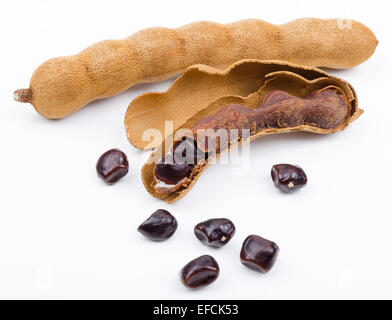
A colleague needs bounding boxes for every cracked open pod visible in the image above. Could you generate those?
[126,60,362,203]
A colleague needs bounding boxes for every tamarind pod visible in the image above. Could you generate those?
[14,18,377,119]
[126,59,360,150]
[139,65,361,203]
[144,88,357,203]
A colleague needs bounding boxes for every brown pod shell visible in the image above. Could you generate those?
[16,19,376,119]
[126,60,361,150]
[137,60,362,203]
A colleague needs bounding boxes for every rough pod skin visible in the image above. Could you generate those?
[137,209,178,241]
[240,235,279,273]
[194,218,236,248]
[271,164,308,192]
[181,255,220,288]
[14,18,377,119]
[96,149,129,184]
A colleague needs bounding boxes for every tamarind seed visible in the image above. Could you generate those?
[137,209,178,241]
[194,218,236,248]
[240,235,279,273]
[271,164,307,193]
[181,255,220,288]
[155,155,192,185]
[96,149,129,184]
[173,137,207,165]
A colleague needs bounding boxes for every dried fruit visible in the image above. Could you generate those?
[181,255,219,288]
[271,164,307,192]
[15,19,377,119]
[240,235,279,273]
[194,218,236,248]
[96,149,129,184]
[127,60,362,151]
[141,63,361,203]
[137,209,178,241]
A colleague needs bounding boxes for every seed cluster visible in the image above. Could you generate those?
[137,210,280,288]
[96,148,310,288]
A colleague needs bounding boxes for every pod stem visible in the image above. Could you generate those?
[14,88,32,103]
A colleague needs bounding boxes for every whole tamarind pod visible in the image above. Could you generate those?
[14,18,377,119]
[138,62,362,203]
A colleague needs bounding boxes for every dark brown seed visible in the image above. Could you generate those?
[240,235,279,273]
[173,136,207,165]
[271,164,307,193]
[96,149,129,184]
[155,154,192,185]
[194,218,236,248]
[181,255,219,288]
[137,209,178,241]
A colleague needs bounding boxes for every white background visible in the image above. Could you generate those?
[1,0,391,300]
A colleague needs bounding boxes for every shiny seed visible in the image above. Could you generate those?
[240,235,279,273]
[155,155,192,185]
[271,164,307,193]
[194,218,235,248]
[138,209,178,241]
[181,255,219,288]
[96,149,129,184]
